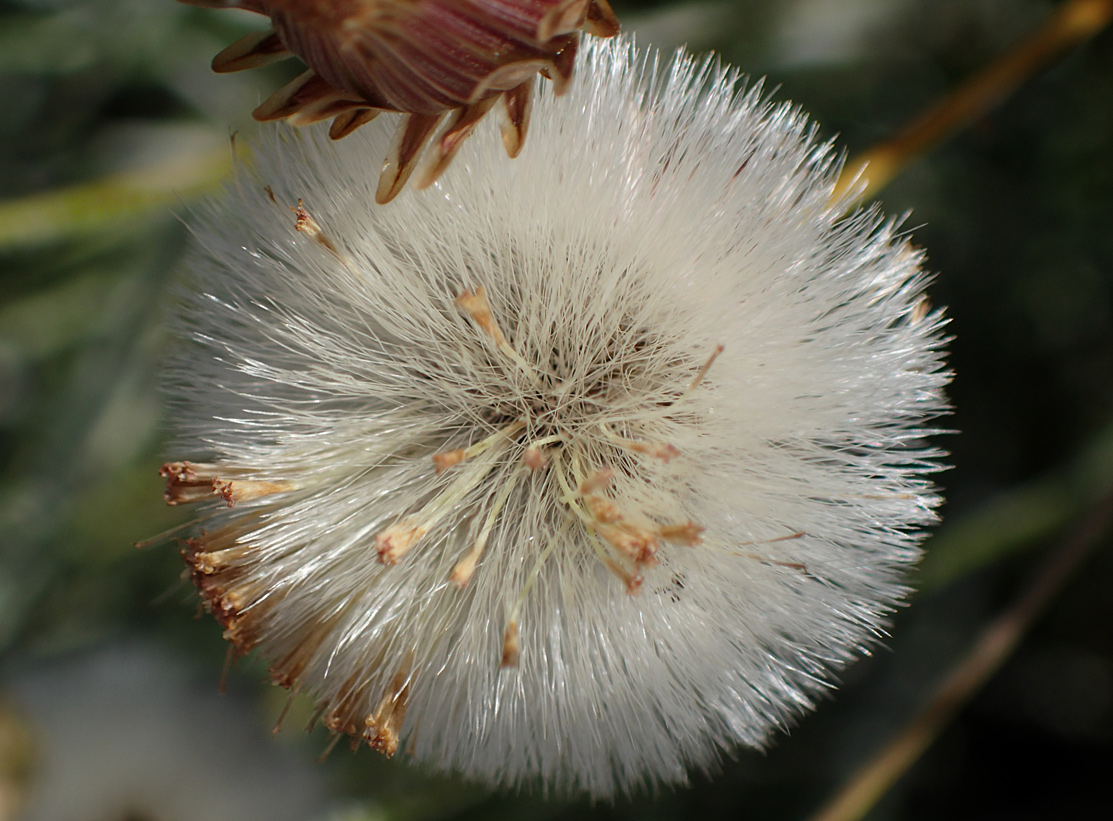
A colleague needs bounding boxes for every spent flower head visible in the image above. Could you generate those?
[161,36,949,797]
[178,0,620,201]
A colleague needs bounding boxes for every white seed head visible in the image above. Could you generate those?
[164,36,949,798]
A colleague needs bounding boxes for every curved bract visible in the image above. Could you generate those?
[179,0,620,201]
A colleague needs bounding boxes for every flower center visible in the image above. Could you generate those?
[390,286,718,665]
[163,201,722,673]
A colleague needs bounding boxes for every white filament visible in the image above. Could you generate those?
[166,36,949,798]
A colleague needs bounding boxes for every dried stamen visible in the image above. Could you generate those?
[736,531,807,547]
[431,420,525,475]
[450,470,523,588]
[291,199,333,247]
[501,620,520,667]
[266,613,348,691]
[375,518,428,565]
[687,343,725,394]
[365,663,412,756]
[160,461,219,505]
[743,555,809,573]
[659,521,705,546]
[600,554,644,595]
[456,287,537,381]
[732,532,808,571]
[579,468,614,495]
[523,445,548,470]
[432,449,466,474]
[306,701,328,735]
[584,494,621,524]
[600,426,681,462]
[272,684,301,735]
[317,732,345,763]
[160,461,294,507]
[499,518,570,667]
[289,198,361,274]
[457,286,504,342]
[212,477,296,507]
[322,673,373,738]
[595,522,658,565]
[380,430,520,565]
[133,517,201,549]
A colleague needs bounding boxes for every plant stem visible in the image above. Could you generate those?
[807,491,1113,821]
[834,0,1113,204]
[0,145,230,250]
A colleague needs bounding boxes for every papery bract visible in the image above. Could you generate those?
[178,0,619,201]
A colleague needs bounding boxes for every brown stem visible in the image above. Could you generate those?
[834,0,1113,204]
[808,492,1113,821]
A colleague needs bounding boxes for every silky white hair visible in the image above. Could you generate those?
[165,36,949,798]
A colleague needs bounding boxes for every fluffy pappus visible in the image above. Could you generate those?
[161,36,949,798]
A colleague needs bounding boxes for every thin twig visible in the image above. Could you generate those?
[808,492,1113,821]
[834,0,1113,204]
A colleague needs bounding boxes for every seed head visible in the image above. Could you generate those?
[161,37,949,797]
[178,0,620,201]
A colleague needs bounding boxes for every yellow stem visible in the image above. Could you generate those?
[0,146,231,249]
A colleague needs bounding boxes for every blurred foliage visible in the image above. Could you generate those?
[1,1,1112,820]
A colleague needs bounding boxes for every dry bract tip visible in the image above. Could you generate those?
[178,0,620,201]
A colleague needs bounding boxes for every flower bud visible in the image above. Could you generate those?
[179,0,620,201]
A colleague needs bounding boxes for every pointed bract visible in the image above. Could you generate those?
[179,0,621,198]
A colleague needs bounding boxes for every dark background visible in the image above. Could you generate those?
[1,1,1111,819]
